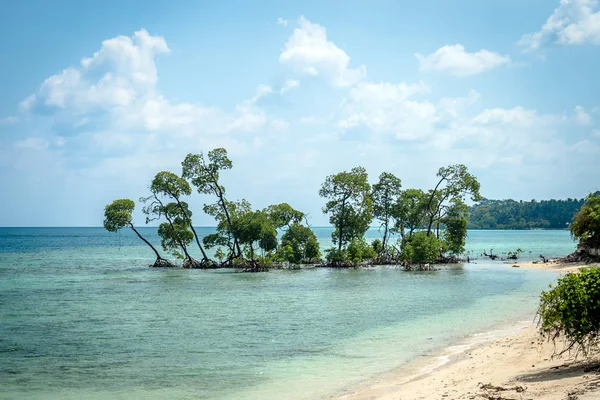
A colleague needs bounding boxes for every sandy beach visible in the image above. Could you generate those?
[338,261,600,400]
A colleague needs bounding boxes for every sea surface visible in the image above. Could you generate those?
[0,228,576,399]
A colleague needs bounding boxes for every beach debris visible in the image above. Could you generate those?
[476,382,526,399]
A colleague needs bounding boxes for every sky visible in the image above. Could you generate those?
[1,0,600,227]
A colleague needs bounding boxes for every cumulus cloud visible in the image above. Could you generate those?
[20,29,268,142]
[276,18,289,27]
[415,44,510,76]
[279,16,366,87]
[280,79,300,94]
[573,105,592,125]
[520,0,600,50]
[22,29,169,114]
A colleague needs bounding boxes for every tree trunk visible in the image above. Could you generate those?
[155,195,195,265]
[338,198,346,252]
[425,177,446,236]
[129,224,161,260]
[380,220,389,257]
[213,182,242,259]
[129,224,173,267]
[172,195,209,263]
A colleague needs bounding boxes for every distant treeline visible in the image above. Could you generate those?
[467,193,600,230]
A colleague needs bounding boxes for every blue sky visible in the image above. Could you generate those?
[1,0,600,226]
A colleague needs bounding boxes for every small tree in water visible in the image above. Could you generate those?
[371,172,402,260]
[103,199,174,268]
[320,166,373,255]
[150,171,211,266]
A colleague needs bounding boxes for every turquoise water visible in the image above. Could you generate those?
[0,228,575,399]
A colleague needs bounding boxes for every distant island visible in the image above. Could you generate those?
[468,194,600,230]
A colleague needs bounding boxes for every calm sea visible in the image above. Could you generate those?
[0,228,575,399]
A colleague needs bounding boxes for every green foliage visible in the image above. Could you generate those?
[372,172,402,249]
[230,209,278,260]
[202,198,251,254]
[442,198,469,255]
[264,203,305,229]
[183,148,239,258]
[156,202,195,259]
[103,199,135,232]
[324,248,349,265]
[425,164,481,235]
[468,197,591,230]
[280,223,321,264]
[181,149,232,195]
[401,232,441,265]
[537,267,600,356]
[319,166,373,250]
[392,188,427,241]
[214,247,226,262]
[347,238,377,263]
[371,238,382,254]
[570,193,600,248]
[151,171,192,199]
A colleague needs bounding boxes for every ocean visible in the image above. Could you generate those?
[0,228,575,399]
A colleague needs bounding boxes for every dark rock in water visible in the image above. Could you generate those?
[512,265,520,268]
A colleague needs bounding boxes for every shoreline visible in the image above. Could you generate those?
[336,260,600,400]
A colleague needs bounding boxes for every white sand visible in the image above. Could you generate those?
[336,262,600,400]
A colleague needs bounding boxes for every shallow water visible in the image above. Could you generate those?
[0,228,574,399]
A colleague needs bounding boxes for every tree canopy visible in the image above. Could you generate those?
[320,166,373,252]
[104,149,489,270]
[372,172,402,256]
[570,193,600,248]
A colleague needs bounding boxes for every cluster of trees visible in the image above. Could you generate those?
[319,164,481,269]
[104,149,320,271]
[467,197,596,230]
[104,147,482,271]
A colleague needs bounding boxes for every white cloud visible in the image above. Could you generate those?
[280,80,300,94]
[569,139,600,154]
[268,119,290,132]
[276,18,289,27]
[23,29,169,114]
[0,116,19,125]
[21,30,268,141]
[19,95,36,112]
[337,81,444,140]
[279,16,366,87]
[15,138,50,151]
[593,129,600,137]
[415,44,510,76]
[573,105,592,125]
[520,0,600,50]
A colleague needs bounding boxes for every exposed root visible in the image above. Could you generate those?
[236,260,269,272]
[151,258,177,268]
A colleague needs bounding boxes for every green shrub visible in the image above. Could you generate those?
[347,238,376,263]
[537,266,600,356]
[401,232,441,265]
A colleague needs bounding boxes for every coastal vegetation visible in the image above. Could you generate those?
[468,196,598,230]
[570,192,600,249]
[103,147,483,271]
[103,199,175,268]
[537,194,600,357]
[537,266,600,356]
